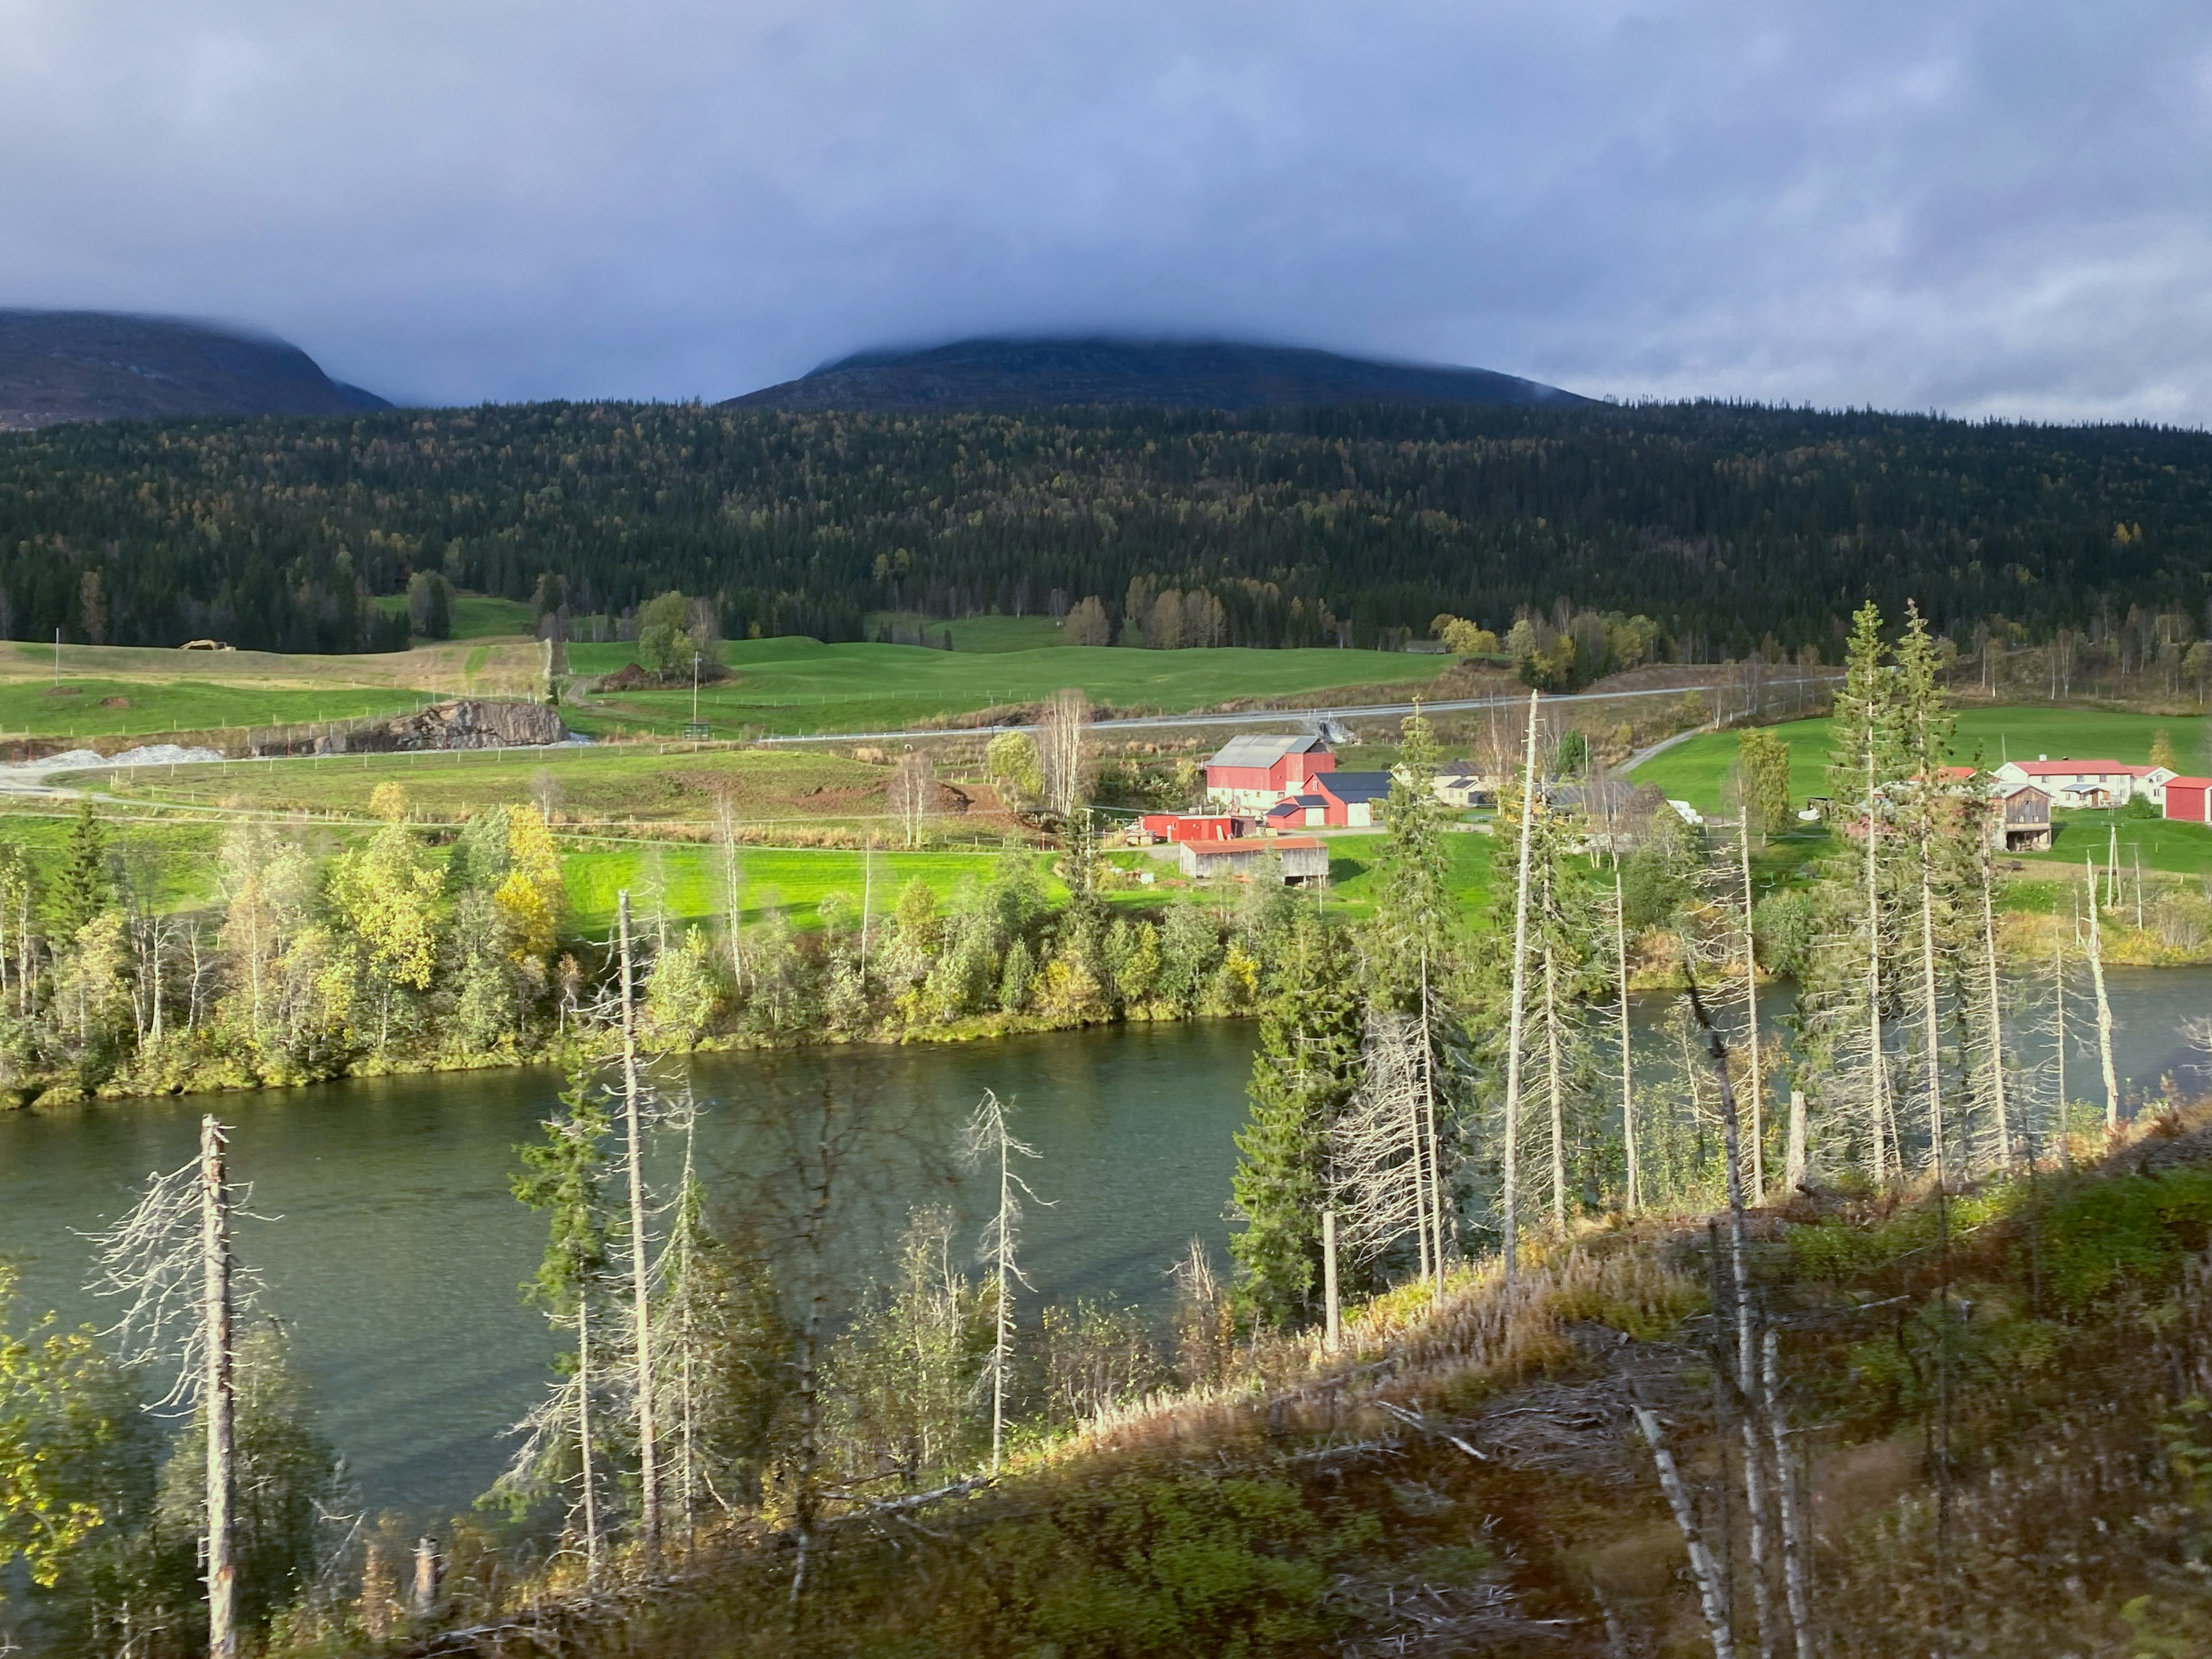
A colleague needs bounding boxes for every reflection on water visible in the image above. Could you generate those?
[0,966,2205,1527]
[0,1024,1258,1525]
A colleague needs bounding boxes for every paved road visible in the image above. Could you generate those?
[752,678,1836,747]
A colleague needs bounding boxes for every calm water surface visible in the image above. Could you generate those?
[2,968,2207,1527]
[0,1023,1258,1527]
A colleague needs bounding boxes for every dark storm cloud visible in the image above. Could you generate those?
[4,1,2208,420]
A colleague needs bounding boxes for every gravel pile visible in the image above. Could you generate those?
[3,744,226,772]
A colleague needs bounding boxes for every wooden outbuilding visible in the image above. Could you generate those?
[1993,783,2052,851]
[1179,835,1330,885]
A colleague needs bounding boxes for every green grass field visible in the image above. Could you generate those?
[2016,809,2212,877]
[567,636,1451,737]
[862,612,1067,652]
[371,592,538,641]
[0,807,229,910]
[1104,829,1499,925]
[97,744,896,825]
[562,843,1057,933]
[0,677,430,742]
[1628,707,2212,816]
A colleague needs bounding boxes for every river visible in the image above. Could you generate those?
[2,967,2207,1529]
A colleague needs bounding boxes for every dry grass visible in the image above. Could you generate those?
[377,1116,2212,1659]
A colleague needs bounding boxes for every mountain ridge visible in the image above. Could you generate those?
[724,334,1588,412]
[0,310,389,431]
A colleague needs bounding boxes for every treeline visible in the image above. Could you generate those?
[0,794,1281,1105]
[3,399,2210,654]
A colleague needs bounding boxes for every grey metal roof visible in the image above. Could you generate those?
[1206,734,1328,768]
[1321,771,1395,803]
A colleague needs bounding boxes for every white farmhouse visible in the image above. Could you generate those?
[1991,757,2175,808]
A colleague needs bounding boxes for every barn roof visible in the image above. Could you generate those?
[1206,734,1330,768]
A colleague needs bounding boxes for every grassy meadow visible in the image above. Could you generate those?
[862,611,1067,652]
[1628,706,2212,815]
[93,744,897,825]
[567,635,1450,737]
[562,842,1052,934]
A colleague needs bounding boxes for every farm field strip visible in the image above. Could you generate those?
[1627,706,2212,815]
[565,636,1457,736]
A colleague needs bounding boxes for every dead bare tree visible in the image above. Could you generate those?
[1862,740,1894,1183]
[1734,806,1764,1195]
[1035,687,1092,819]
[888,750,937,849]
[1501,691,1540,1285]
[963,1090,1046,1472]
[1687,977,1777,1659]
[1632,1395,1737,1659]
[616,894,661,1554]
[1334,1010,1443,1283]
[714,792,745,997]
[1762,1328,1814,1659]
[2085,854,2120,1129]
[1613,870,1638,1210]
[86,1117,249,1659]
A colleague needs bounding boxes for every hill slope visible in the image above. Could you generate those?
[725,335,1588,412]
[4,399,2209,654]
[0,310,389,431]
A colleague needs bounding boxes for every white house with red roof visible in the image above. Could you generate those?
[1993,757,2176,808]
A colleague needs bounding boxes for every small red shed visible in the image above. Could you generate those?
[2164,777,2212,824]
[1138,812,1247,843]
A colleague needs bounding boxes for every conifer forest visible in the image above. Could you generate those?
[2,399,2210,656]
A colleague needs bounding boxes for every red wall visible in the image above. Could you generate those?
[2168,783,2212,824]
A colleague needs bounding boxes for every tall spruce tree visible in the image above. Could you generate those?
[1366,708,1456,1000]
[54,800,111,940]
[498,1069,619,1571]
[1229,916,1362,1328]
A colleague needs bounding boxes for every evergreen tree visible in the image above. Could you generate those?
[494,1068,620,1558]
[1229,918,1362,1328]
[1827,600,1903,807]
[53,800,111,940]
[1366,707,1456,1001]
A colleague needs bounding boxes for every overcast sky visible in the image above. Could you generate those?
[5,1,2209,422]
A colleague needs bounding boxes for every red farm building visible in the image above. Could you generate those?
[2166,777,2212,824]
[1204,735,1334,812]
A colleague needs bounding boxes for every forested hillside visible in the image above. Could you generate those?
[1,400,2207,656]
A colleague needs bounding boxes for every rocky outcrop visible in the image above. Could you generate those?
[311,699,567,754]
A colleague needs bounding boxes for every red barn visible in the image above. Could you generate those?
[1203,734,1335,810]
[2165,777,2212,824]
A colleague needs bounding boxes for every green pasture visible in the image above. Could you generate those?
[1325,830,1498,923]
[1104,829,1499,925]
[567,635,1450,736]
[561,843,1053,934]
[2016,809,2212,877]
[862,612,1067,652]
[0,807,228,911]
[372,592,538,641]
[0,677,427,741]
[1629,706,2212,816]
[93,744,898,825]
